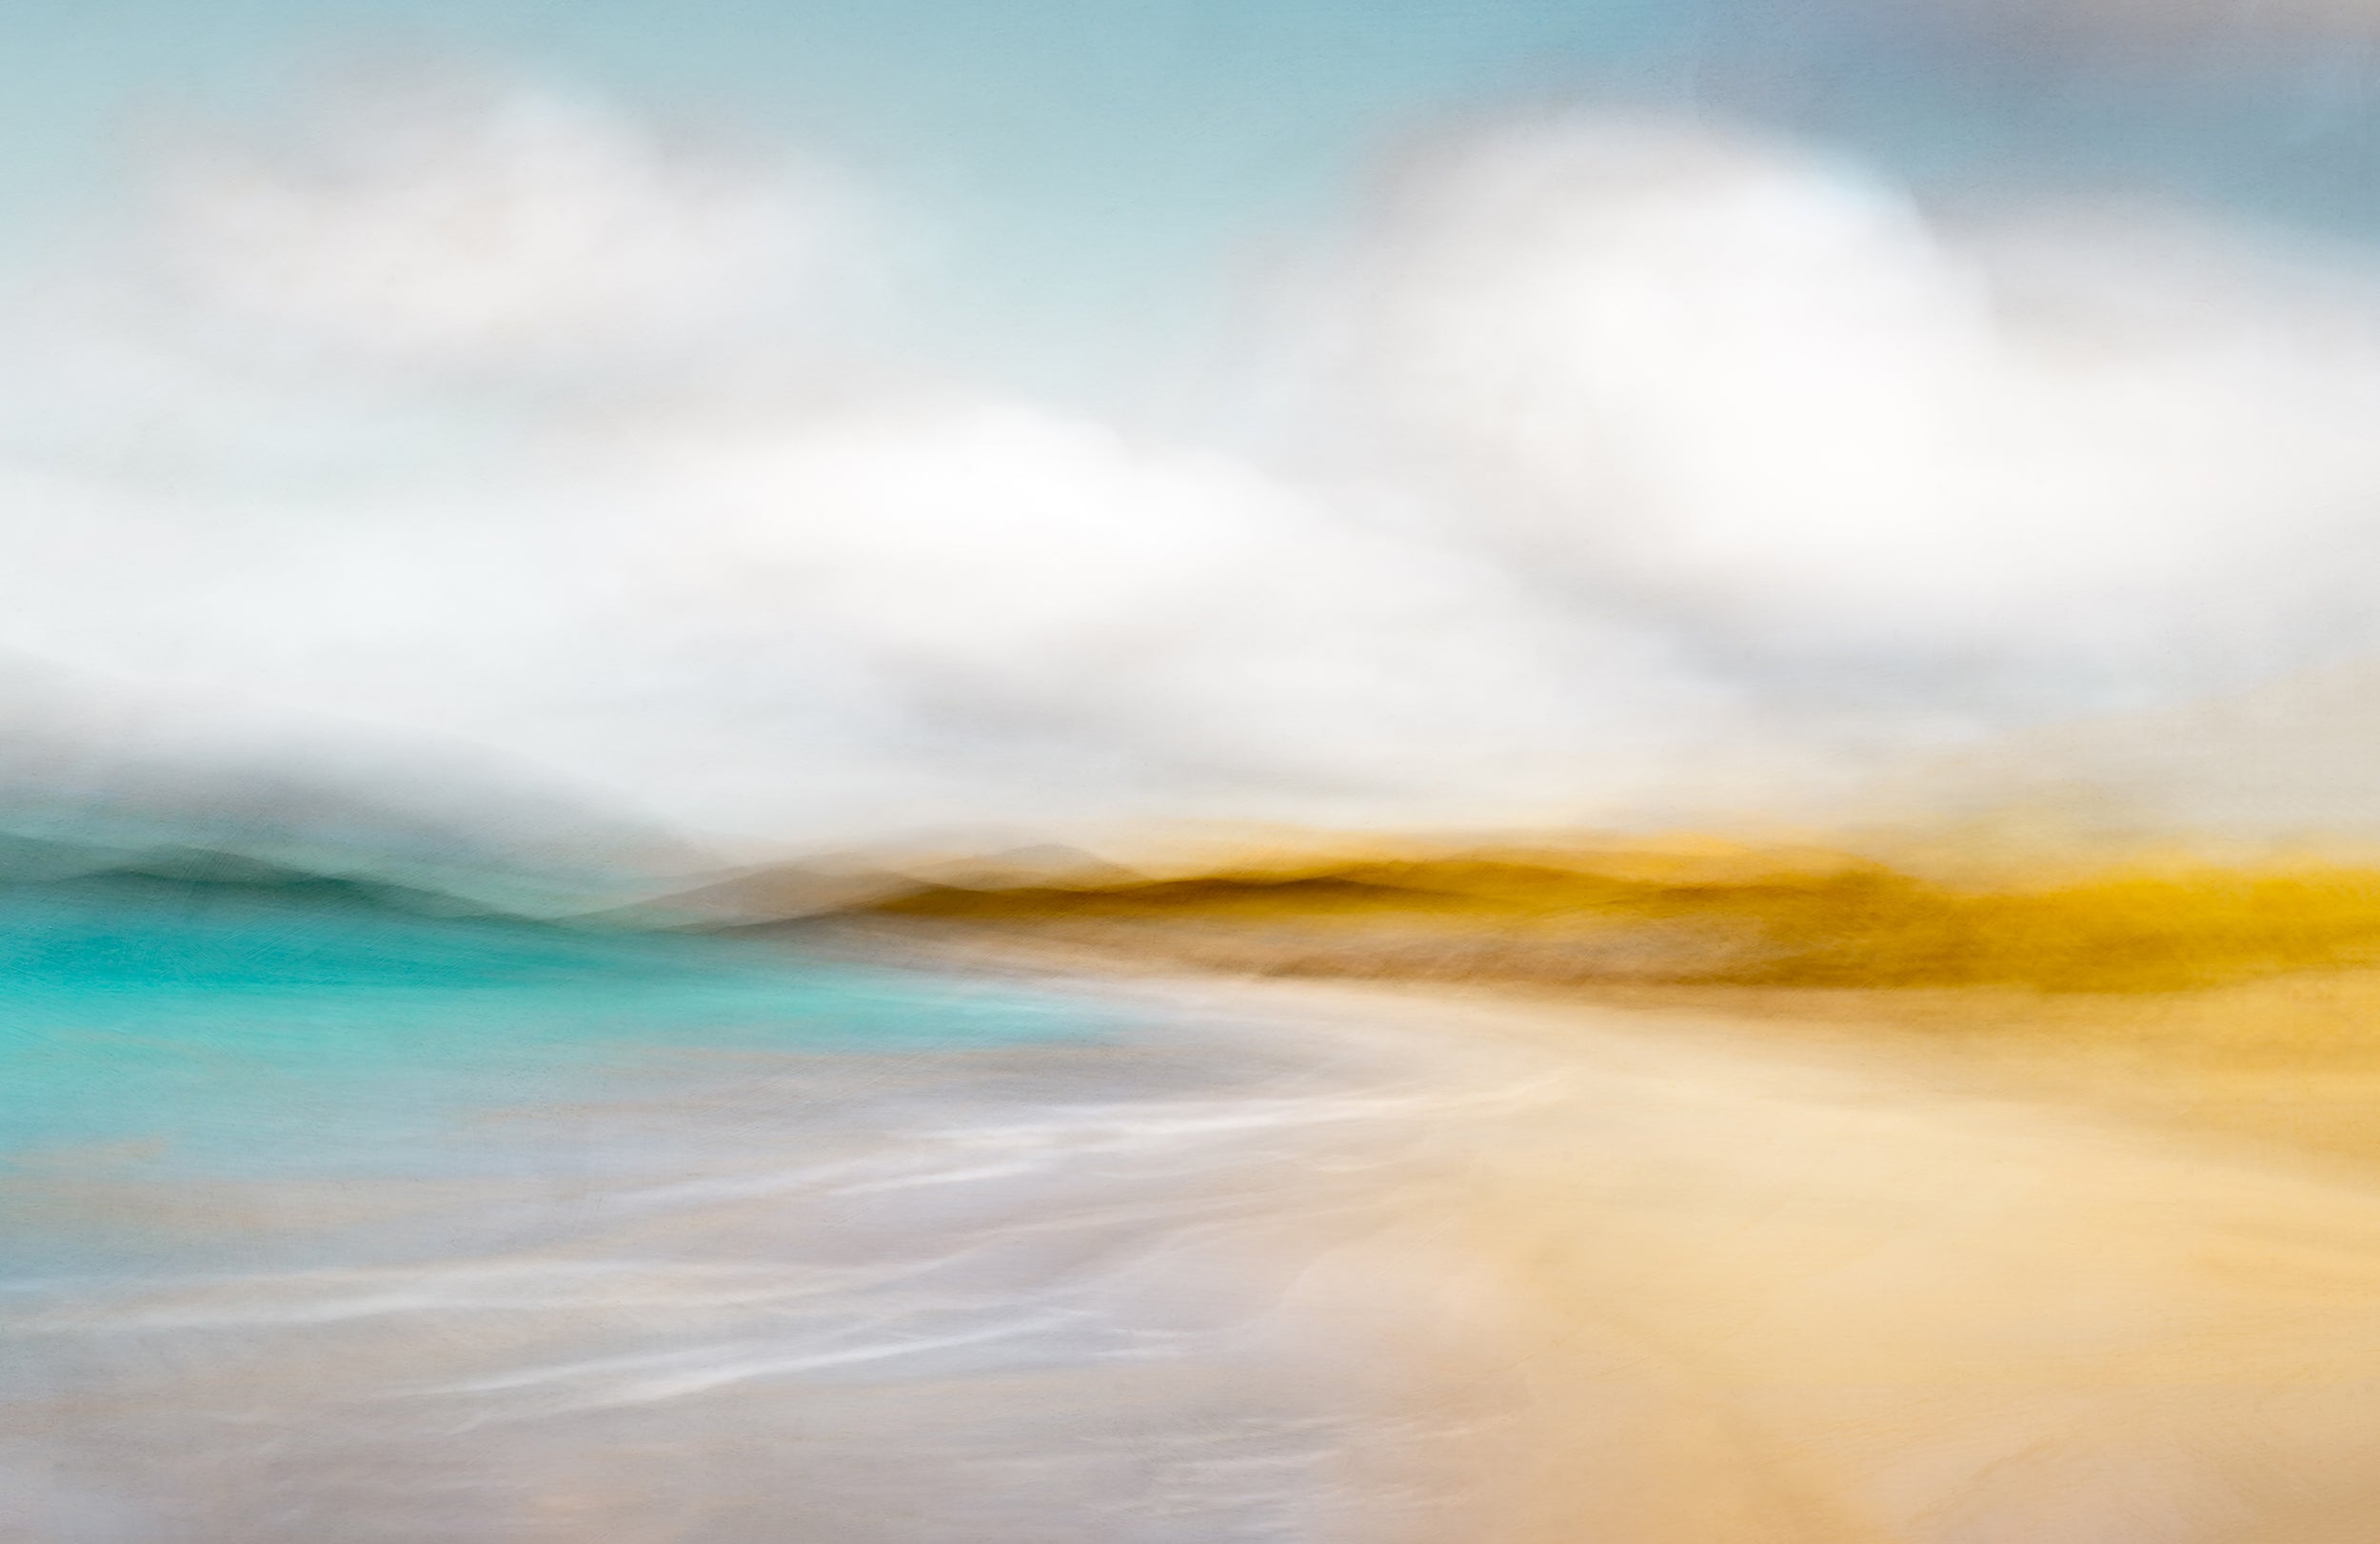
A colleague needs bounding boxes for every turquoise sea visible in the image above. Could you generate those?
[0,876,1104,1189]
[0,876,1440,1541]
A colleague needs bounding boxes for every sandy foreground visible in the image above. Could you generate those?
[10,940,2380,1542]
[1049,966,2380,1544]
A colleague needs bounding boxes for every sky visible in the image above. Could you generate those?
[4,0,1687,403]
[13,0,2380,404]
[7,0,2380,872]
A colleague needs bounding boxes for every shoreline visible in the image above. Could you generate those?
[778,913,2380,1182]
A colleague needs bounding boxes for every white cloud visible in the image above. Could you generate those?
[144,69,866,383]
[1289,115,2380,705]
[568,397,1738,832]
[0,79,1764,859]
[10,82,2380,870]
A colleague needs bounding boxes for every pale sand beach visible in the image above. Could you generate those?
[11,927,2380,1542]
[957,964,2380,1544]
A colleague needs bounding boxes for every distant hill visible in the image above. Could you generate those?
[0,837,534,920]
[0,651,713,919]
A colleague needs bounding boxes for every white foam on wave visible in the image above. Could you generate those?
[0,998,1518,1543]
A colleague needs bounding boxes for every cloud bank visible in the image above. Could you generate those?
[7,73,2380,865]
[1292,119,2380,702]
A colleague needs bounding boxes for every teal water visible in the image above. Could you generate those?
[0,876,1106,1183]
[0,877,1438,1542]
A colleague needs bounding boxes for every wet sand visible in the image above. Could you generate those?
[0,978,1555,1544]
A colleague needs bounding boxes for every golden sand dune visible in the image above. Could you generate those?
[854,844,2380,992]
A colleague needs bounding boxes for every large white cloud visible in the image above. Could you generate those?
[10,80,2380,872]
[1289,115,2380,706]
[0,79,1769,861]
[566,397,1748,831]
